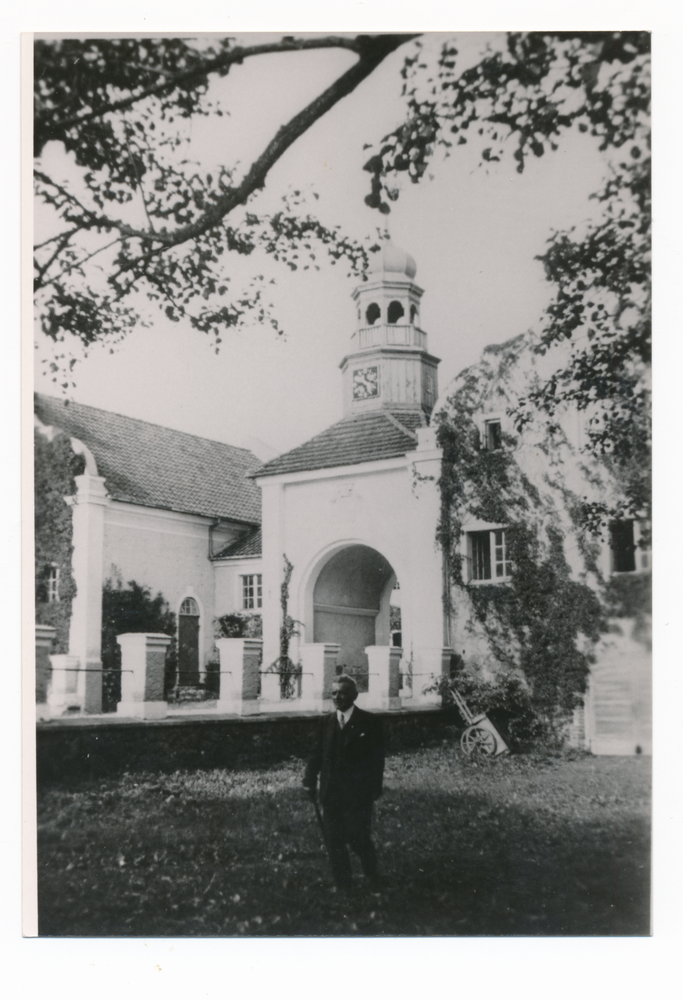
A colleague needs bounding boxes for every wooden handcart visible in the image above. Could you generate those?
[451,688,509,758]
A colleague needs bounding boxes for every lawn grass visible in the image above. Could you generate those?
[37,744,651,937]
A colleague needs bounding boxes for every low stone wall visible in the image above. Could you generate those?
[36,708,458,787]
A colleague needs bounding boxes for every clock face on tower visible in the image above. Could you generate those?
[352,366,379,400]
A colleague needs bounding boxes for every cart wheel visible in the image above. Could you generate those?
[461,726,497,757]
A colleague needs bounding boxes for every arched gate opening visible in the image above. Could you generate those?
[312,544,397,690]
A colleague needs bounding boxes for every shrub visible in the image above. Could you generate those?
[214,612,262,638]
[432,668,550,750]
[101,576,177,712]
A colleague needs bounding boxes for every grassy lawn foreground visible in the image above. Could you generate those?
[37,745,651,937]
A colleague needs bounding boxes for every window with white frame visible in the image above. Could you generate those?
[609,520,651,574]
[242,574,262,609]
[36,563,60,604]
[467,529,512,582]
[47,564,59,602]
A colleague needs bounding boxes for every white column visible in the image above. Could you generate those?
[365,645,402,711]
[46,654,80,717]
[215,638,262,716]
[259,480,286,671]
[260,671,282,704]
[300,642,340,711]
[399,430,450,705]
[117,632,171,719]
[66,474,110,714]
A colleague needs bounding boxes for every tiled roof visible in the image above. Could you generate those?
[214,527,262,559]
[253,409,424,478]
[35,393,262,524]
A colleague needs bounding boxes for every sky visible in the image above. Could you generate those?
[33,32,611,458]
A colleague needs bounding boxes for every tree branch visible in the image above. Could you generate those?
[40,34,419,142]
[38,34,418,265]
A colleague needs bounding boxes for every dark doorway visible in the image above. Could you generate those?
[178,597,200,686]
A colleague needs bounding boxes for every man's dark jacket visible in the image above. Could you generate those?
[304,707,384,806]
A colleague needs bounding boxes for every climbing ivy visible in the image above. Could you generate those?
[265,554,302,699]
[34,427,84,652]
[435,337,613,732]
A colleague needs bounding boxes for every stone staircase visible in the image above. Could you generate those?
[168,684,216,705]
[586,622,652,755]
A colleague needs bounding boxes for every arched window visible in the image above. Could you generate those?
[387,300,405,324]
[365,302,381,325]
[180,597,199,616]
[410,304,419,324]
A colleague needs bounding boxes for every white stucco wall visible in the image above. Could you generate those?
[103,502,217,666]
[213,557,264,617]
[256,438,447,680]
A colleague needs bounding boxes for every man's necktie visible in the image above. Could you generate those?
[339,713,344,730]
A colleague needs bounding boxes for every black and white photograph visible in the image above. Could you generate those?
[25,23,657,952]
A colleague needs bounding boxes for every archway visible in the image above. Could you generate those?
[312,544,396,690]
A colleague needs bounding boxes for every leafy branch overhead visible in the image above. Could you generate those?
[362,31,650,477]
[34,33,416,354]
[34,30,650,491]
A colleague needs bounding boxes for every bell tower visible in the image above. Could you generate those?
[340,243,440,420]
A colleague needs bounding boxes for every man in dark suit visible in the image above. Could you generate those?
[303,674,385,892]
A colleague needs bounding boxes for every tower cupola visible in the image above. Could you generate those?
[340,243,440,419]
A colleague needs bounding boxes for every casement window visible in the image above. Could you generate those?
[36,563,59,604]
[242,574,262,610]
[467,529,512,582]
[609,520,651,574]
[47,564,60,603]
[484,419,502,451]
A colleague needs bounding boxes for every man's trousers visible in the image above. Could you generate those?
[321,798,378,888]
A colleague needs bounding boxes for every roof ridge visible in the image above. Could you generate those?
[34,392,257,458]
[253,408,420,479]
[34,392,262,523]
[382,409,419,440]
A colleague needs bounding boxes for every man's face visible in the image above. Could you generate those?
[332,681,356,712]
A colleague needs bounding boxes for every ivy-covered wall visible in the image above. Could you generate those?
[34,426,84,653]
[436,333,650,732]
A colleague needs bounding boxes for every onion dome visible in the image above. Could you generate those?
[367,242,417,280]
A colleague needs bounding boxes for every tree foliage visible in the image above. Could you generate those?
[34,31,650,503]
[34,33,414,368]
[101,575,177,711]
[363,30,650,507]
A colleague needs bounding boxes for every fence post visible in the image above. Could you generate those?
[116,633,171,719]
[260,670,281,704]
[46,654,81,716]
[215,638,262,715]
[35,625,56,720]
[300,643,340,710]
[365,646,402,711]
[410,647,452,706]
